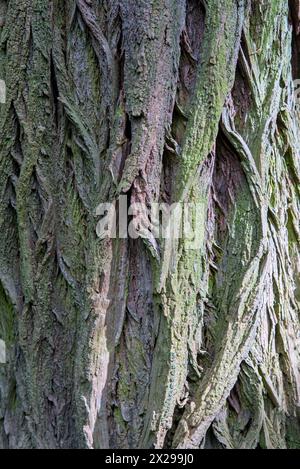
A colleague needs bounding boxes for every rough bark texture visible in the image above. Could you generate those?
[0,0,299,449]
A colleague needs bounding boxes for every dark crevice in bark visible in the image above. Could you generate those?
[161,0,206,205]
[289,0,300,78]
[213,131,246,224]
[227,382,242,415]
[50,52,59,127]
[177,0,206,110]
[165,405,185,449]
[103,236,155,448]
[116,13,124,98]
[187,0,206,52]
[204,426,225,449]
[26,24,34,77]
[231,65,253,127]
[11,106,23,172]
[124,112,132,143]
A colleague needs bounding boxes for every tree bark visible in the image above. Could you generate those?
[0,0,299,449]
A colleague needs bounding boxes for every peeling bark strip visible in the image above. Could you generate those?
[0,0,299,449]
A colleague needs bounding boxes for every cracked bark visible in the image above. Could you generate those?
[0,0,299,449]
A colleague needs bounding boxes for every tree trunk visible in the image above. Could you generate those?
[0,0,299,449]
